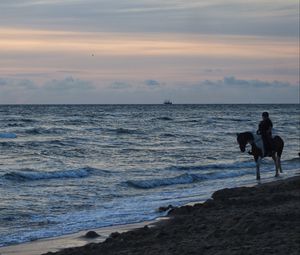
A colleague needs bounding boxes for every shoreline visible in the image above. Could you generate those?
[0,218,169,255]
[45,174,300,255]
[1,173,299,255]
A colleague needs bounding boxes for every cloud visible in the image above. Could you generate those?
[0,78,8,86]
[44,77,94,91]
[0,76,94,92]
[0,1,298,37]
[109,81,132,90]
[0,76,96,103]
[0,77,37,89]
[204,68,222,74]
[201,76,291,89]
[16,79,37,89]
[0,77,38,104]
[144,79,161,87]
[0,75,298,104]
[184,76,299,104]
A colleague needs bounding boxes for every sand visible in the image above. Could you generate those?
[35,175,300,255]
[1,175,299,255]
[0,220,165,255]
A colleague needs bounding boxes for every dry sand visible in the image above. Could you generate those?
[38,175,300,255]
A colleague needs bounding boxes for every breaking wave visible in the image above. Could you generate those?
[167,161,255,172]
[2,167,95,182]
[127,170,253,189]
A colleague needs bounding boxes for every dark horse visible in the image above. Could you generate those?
[237,132,284,180]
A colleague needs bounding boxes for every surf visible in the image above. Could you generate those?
[2,167,95,182]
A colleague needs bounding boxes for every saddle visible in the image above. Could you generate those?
[248,134,273,157]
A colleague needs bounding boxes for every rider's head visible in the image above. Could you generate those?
[262,112,269,119]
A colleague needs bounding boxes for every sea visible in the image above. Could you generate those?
[0,104,299,247]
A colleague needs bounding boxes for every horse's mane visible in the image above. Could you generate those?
[246,131,264,152]
[242,131,255,140]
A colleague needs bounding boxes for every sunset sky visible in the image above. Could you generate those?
[0,0,299,104]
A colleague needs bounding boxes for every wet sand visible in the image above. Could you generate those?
[1,175,299,255]
[0,220,164,255]
[36,175,300,255]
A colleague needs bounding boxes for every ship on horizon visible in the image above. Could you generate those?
[163,100,173,105]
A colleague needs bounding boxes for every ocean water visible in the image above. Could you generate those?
[0,104,299,247]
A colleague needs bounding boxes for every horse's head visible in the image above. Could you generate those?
[236,133,247,152]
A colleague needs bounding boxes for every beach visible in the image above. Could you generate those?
[0,220,163,255]
[33,175,299,255]
[1,0,299,253]
[1,105,299,254]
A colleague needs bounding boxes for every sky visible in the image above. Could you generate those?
[0,0,299,104]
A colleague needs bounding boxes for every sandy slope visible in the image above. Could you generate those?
[42,175,300,255]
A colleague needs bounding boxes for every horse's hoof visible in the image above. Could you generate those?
[275,174,279,177]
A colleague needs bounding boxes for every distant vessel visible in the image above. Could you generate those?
[163,100,173,105]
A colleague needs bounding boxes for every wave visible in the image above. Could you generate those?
[6,118,36,123]
[18,118,36,123]
[176,119,200,123]
[167,161,255,172]
[6,123,26,127]
[157,117,173,121]
[2,167,95,182]
[127,170,253,189]
[24,127,71,135]
[214,117,252,122]
[0,133,17,139]
[281,157,300,170]
[106,128,143,135]
[160,133,177,138]
[24,139,72,148]
[116,128,137,134]
[284,157,300,163]
[127,158,299,189]
[127,173,195,189]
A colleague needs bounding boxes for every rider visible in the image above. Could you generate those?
[257,111,273,156]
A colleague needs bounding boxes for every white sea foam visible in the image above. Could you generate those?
[127,169,255,189]
[3,167,94,181]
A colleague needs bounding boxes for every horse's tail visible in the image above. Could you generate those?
[273,135,284,158]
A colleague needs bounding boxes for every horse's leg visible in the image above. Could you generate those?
[275,136,284,174]
[278,156,283,173]
[272,154,279,177]
[255,156,261,180]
